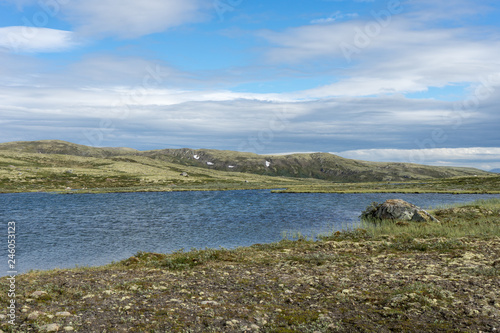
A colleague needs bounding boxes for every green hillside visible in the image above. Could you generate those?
[141,148,490,182]
[0,140,495,193]
[0,140,137,157]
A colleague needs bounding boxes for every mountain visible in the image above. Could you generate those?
[0,140,137,158]
[140,148,490,182]
[490,169,500,173]
[0,140,491,182]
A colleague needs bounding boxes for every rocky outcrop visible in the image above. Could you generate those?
[361,199,440,223]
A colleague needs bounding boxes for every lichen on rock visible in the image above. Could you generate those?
[361,199,440,223]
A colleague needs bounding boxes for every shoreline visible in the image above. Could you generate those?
[1,186,500,195]
[1,199,499,332]
[2,174,499,195]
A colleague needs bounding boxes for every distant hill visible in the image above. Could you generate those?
[139,148,491,182]
[0,140,137,158]
[490,168,500,173]
[0,140,492,182]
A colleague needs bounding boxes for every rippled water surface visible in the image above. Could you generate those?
[1,190,498,274]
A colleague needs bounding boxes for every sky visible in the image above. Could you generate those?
[0,0,499,170]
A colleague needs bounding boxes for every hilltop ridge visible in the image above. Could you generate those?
[0,140,137,157]
[0,140,490,184]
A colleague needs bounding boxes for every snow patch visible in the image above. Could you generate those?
[193,155,200,160]
[207,162,214,166]
[265,161,271,167]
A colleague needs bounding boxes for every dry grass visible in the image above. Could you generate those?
[0,199,499,332]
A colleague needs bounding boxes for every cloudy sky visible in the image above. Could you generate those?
[1,0,499,170]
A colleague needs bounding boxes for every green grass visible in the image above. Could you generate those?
[0,149,311,193]
[359,216,500,239]
[121,248,240,271]
[273,175,500,194]
[8,149,496,195]
[381,234,465,252]
[434,197,500,210]
[0,140,494,193]
[1,140,498,194]
[0,197,498,332]
[319,198,500,242]
[116,198,500,273]
[285,252,337,266]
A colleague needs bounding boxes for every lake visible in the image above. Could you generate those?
[1,190,498,275]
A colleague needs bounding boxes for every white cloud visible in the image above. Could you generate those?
[310,11,358,24]
[66,56,186,86]
[0,72,499,166]
[260,16,500,98]
[405,0,494,23]
[0,81,496,150]
[310,17,337,24]
[64,0,208,38]
[335,147,500,170]
[0,52,41,83]
[0,27,77,53]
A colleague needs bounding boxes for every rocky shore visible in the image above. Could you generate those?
[0,203,499,332]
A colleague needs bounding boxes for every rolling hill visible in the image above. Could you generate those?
[0,140,491,186]
[139,148,490,182]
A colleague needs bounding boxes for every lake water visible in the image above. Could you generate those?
[1,190,498,275]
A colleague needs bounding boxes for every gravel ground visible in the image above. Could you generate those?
[1,210,499,332]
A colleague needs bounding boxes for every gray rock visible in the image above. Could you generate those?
[56,311,71,317]
[27,311,42,320]
[30,291,48,299]
[41,323,60,332]
[361,199,439,223]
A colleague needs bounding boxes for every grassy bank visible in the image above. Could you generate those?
[358,198,500,239]
[272,175,500,194]
[1,199,499,332]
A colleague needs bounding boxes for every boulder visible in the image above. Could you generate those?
[30,291,48,299]
[40,324,60,332]
[361,199,440,223]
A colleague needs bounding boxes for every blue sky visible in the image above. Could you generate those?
[1,0,500,170]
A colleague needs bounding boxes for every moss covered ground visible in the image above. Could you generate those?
[1,149,499,194]
[273,175,500,194]
[0,140,496,194]
[0,199,499,332]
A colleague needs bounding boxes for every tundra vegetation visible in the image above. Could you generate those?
[0,141,499,331]
[0,140,498,194]
[0,199,498,332]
